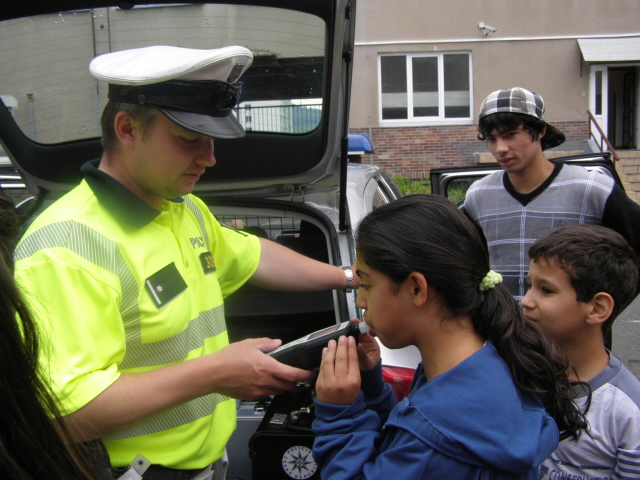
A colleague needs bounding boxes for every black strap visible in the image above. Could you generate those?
[108,81,241,117]
[140,464,203,480]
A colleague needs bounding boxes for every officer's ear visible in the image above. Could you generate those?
[114,111,139,148]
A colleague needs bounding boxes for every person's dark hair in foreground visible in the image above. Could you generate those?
[0,200,107,479]
[0,191,19,268]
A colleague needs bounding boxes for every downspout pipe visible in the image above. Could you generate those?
[27,93,35,141]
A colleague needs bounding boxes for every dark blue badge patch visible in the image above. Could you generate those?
[200,251,216,274]
[145,262,188,309]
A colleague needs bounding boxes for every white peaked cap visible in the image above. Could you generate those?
[89,45,254,138]
[89,45,253,85]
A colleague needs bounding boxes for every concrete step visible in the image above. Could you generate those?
[613,151,640,205]
[618,166,640,178]
[624,190,640,203]
[622,172,640,183]
[615,149,640,158]
[618,157,640,166]
[622,173,640,204]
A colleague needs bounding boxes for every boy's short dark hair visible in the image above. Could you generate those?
[529,224,639,342]
[477,112,546,144]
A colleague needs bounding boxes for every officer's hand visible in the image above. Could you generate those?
[315,336,361,405]
[210,338,314,400]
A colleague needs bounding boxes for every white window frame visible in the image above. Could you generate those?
[378,51,473,127]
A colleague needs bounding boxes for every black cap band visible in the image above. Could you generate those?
[108,80,242,117]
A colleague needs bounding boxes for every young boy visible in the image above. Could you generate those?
[522,224,640,479]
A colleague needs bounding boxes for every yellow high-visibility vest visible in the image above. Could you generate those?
[14,170,260,469]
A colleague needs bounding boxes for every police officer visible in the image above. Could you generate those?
[13,45,356,479]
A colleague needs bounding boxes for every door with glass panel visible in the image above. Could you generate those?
[589,65,608,146]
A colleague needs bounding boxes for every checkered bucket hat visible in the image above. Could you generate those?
[479,87,566,150]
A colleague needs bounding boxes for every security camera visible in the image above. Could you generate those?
[478,22,497,35]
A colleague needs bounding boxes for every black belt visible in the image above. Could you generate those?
[139,464,204,480]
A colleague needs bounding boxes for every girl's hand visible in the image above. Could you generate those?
[356,329,380,371]
[315,336,361,405]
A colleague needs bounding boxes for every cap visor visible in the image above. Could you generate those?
[160,108,246,139]
[541,123,566,150]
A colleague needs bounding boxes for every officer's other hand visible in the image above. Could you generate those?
[211,338,314,400]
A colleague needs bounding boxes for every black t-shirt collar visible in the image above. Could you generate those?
[81,159,184,228]
[503,161,563,206]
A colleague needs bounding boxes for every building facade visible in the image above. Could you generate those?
[349,0,640,179]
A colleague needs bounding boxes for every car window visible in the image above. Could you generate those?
[0,4,325,144]
[363,178,389,211]
[363,172,402,212]
[587,165,615,179]
[445,176,479,205]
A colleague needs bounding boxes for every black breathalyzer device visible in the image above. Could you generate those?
[267,321,370,370]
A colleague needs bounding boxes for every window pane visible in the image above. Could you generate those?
[364,178,390,211]
[443,54,470,118]
[595,70,602,115]
[412,57,438,117]
[447,177,478,205]
[0,4,325,141]
[381,56,407,119]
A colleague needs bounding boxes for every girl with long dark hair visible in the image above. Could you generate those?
[312,194,587,479]
[0,196,109,479]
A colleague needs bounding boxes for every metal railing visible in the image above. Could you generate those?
[588,110,620,163]
[235,103,321,134]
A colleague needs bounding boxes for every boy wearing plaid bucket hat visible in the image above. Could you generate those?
[463,87,640,311]
[13,45,357,479]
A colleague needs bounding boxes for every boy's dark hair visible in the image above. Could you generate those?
[529,224,639,342]
[477,112,546,143]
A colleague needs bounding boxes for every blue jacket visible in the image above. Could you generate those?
[313,342,559,479]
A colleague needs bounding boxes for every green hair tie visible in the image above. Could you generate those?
[479,270,503,291]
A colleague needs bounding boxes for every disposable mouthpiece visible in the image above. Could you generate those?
[357,322,371,335]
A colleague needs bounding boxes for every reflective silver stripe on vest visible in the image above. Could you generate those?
[119,304,226,369]
[16,219,231,438]
[184,196,210,249]
[14,221,140,339]
[104,393,230,441]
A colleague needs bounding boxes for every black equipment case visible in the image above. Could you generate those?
[249,382,320,480]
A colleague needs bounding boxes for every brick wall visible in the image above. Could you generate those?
[617,151,640,204]
[351,120,590,178]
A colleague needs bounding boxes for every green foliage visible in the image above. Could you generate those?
[448,188,466,206]
[393,176,467,206]
[393,176,431,195]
